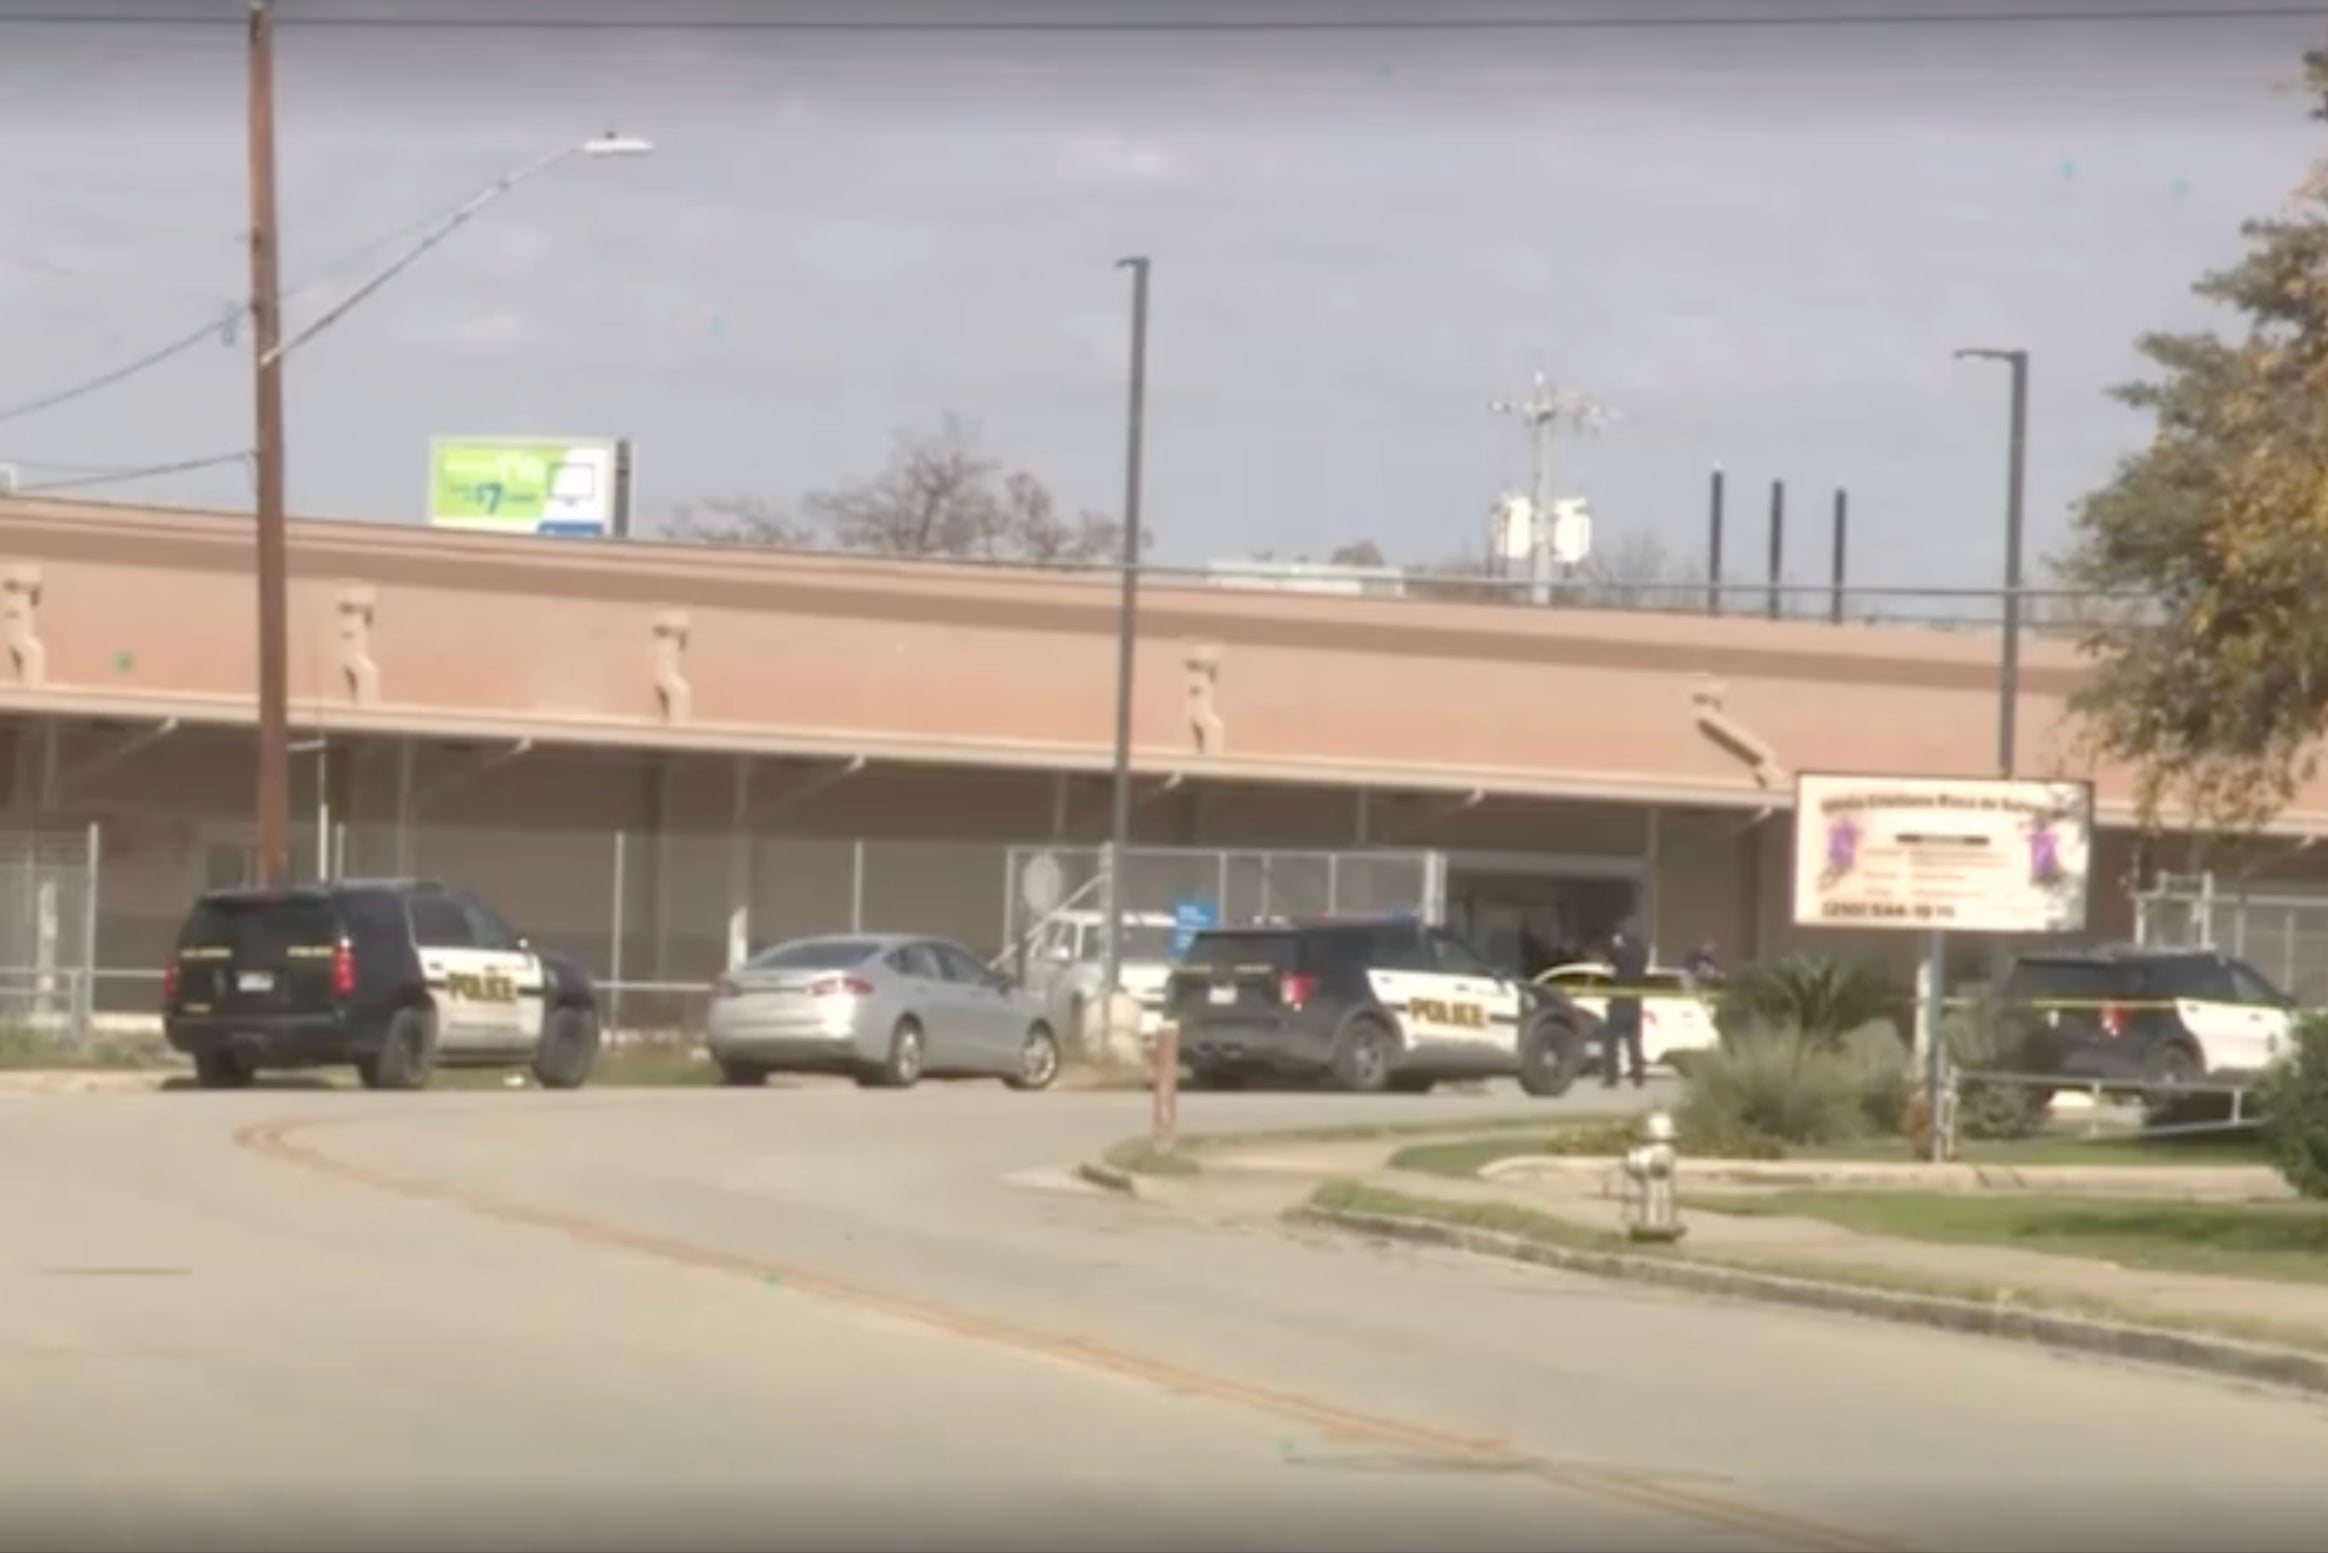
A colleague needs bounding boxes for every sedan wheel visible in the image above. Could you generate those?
[1006,1026,1061,1092]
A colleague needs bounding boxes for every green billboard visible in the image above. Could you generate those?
[427,437,628,537]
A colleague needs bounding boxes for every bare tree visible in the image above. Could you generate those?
[1566,532,1707,611]
[679,414,1136,565]
[666,495,811,548]
[1328,539,1387,568]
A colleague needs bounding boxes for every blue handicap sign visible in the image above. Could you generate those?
[1170,896,1219,958]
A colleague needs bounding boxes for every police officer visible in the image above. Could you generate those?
[1602,918,1649,1089]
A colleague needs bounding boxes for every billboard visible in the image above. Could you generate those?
[1791,773,2094,936]
[428,437,631,538]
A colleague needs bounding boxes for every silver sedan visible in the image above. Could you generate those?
[704,933,1062,1091]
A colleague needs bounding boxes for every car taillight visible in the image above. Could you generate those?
[811,975,874,998]
[1280,972,1317,1008]
[162,956,180,1004]
[331,939,355,999]
[711,975,740,1000]
[2101,1001,2127,1038]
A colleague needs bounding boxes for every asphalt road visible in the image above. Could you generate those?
[6,1078,2328,1552]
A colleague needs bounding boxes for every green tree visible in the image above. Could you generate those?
[2062,46,2328,831]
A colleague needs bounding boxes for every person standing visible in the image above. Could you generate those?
[1602,919,1649,1089]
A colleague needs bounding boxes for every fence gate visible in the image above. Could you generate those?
[2135,870,2328,1007]
[1000,844,1446,966]
[0,825,100,1048]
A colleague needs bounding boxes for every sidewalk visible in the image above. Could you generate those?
[1159,1138,2328,1351]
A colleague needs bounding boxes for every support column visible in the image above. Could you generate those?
[1049,772,1072,841]
[1642,805,1663,962]
[392,738,416,875]
[726,756,754,971]
[644,758,677,986]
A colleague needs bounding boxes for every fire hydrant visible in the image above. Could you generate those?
[1621,1110,1685,1244]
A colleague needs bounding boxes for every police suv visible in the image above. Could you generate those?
[163,879,602,1091]
[1166,916,1592,1095]
[2003,944,2296,1090]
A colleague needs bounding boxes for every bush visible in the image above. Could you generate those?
[1677,1026,1868,1155]
[1540,1117,1648,1156]
[2260,1016,2328,1198]
[1839,1022,1913,1137]
[1943,989,2051,1143]
[1719,957,1905,1050]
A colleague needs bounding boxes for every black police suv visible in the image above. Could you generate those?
[163,878,601,1092]
[1166,915,1591,1095]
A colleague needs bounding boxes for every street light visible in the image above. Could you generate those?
[245,0,649,888]
[260,134,655,370]
[1952,346,2031,779]
[1099,256,1151,1060]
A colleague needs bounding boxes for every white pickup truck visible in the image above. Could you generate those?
[1020,909,1180,1052]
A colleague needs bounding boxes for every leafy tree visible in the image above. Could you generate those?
[675,415,1138,565]
[2061,46,2328,831]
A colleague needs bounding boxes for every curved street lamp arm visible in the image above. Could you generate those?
[258,143,578,370]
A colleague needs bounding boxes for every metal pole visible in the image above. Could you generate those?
[1765,479,1786,621]
[607,830,626,1039]
[79,819,100,1043]
[246,0,292,888]
[1705,466,1725,616]
[1102,255,1151,1026]
[1954,346,2031,777]
[1828,487,1848,626]
[2000,353,2029,777]
[1923,930,1948,1163]
[850,838,867,934]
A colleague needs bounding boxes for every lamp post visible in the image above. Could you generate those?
[1952,346,2031,780]
[1099,256,1151,1060]
[244,0,648,887]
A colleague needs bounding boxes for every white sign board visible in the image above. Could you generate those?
[1791,773,2093,935]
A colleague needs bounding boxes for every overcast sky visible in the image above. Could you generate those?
[0,1,2318,597]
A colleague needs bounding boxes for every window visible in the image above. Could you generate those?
[748,938,879,972]
[1367,922,1434,974]
[2227,960,2289,1008]
[932,943,993,985]
[888,942,944,981]
[2148,956,2235,1003]
[408,893,474,949]
[1549,967,1612,993]
[459,896,522,952]
[1427,929,1497,979]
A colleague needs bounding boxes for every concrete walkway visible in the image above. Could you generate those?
[1164,1138,2328,1350]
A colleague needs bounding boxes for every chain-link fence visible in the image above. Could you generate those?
[0,824,100,1049]
[998,845,1444,965]
[2135,871,2328,1007]
[77,824,1455,1041]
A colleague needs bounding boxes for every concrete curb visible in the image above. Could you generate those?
[1075,1160,1144,1198]
[1477,1153,2287,1197]
[1292,1204,2328,1399]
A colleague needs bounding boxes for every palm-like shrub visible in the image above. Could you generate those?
[1719,955,1905,1049]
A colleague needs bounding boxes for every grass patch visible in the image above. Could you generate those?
[1386,1121,2271,1180]
[1693,1190,2328,1286]
[1300,1179,2328,1355]
[1790,1132,2266,1170]
[0,1026,177,1071]
[1104,1137,1202,1177]
[1389,1116,1645,1177]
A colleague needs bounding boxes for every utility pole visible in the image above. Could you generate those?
[247,0,291,888]
[1489,367,1610,606]
[1954,347,2031,777]
[1100,256,1151,1058]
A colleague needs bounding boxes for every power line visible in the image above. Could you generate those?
[0,6,2318,31]
[7,450,251,493]
[0,183,564,428]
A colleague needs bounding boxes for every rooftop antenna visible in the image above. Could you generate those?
[1489,363,1615,605]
